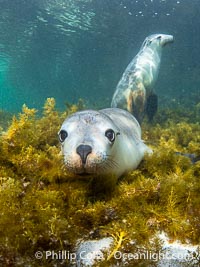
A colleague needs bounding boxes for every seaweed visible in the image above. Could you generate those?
[0,99,200,266]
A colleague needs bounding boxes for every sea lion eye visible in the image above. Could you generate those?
[105,129,115,143]
[58,130,68,142]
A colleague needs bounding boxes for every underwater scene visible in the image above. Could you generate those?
[0,0,200,266]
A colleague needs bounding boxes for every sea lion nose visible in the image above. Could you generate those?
[76,144,92,164]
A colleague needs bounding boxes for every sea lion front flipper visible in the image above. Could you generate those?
[146,93,158,122]
[127,90,133,114]
[131,83,146,124]
[127,91,143,124]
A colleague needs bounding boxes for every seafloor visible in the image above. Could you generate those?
[0,98,200,266]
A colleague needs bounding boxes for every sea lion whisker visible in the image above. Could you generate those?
[104,154,119,167]
[107,159,119,168]
[101,159,119,171]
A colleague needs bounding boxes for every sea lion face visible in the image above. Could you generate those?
[58,110,120,176]
[142,34,174,49]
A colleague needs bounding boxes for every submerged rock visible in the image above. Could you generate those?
[76,237,113,266]
[75,233,199,267]
[158,232,199,267]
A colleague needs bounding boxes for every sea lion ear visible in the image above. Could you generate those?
[157,35,162,41]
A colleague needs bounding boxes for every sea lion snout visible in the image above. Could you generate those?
[76,144,92,164]
[159,34,174,46]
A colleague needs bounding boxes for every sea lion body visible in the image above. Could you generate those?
[111,34,174,123]
[58,108,151,178]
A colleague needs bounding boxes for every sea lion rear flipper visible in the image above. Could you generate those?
[146,93,158,122]
[175,152,200,164]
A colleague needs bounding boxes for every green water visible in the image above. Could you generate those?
[0,0,199,113]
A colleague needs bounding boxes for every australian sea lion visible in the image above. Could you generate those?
[58,108,151,179]
[111,34,174,123]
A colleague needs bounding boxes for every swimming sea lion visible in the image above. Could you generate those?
[111,34,174,123]
[58,108,151,179]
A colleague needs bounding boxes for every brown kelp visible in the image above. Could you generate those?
[0,98,200,266]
